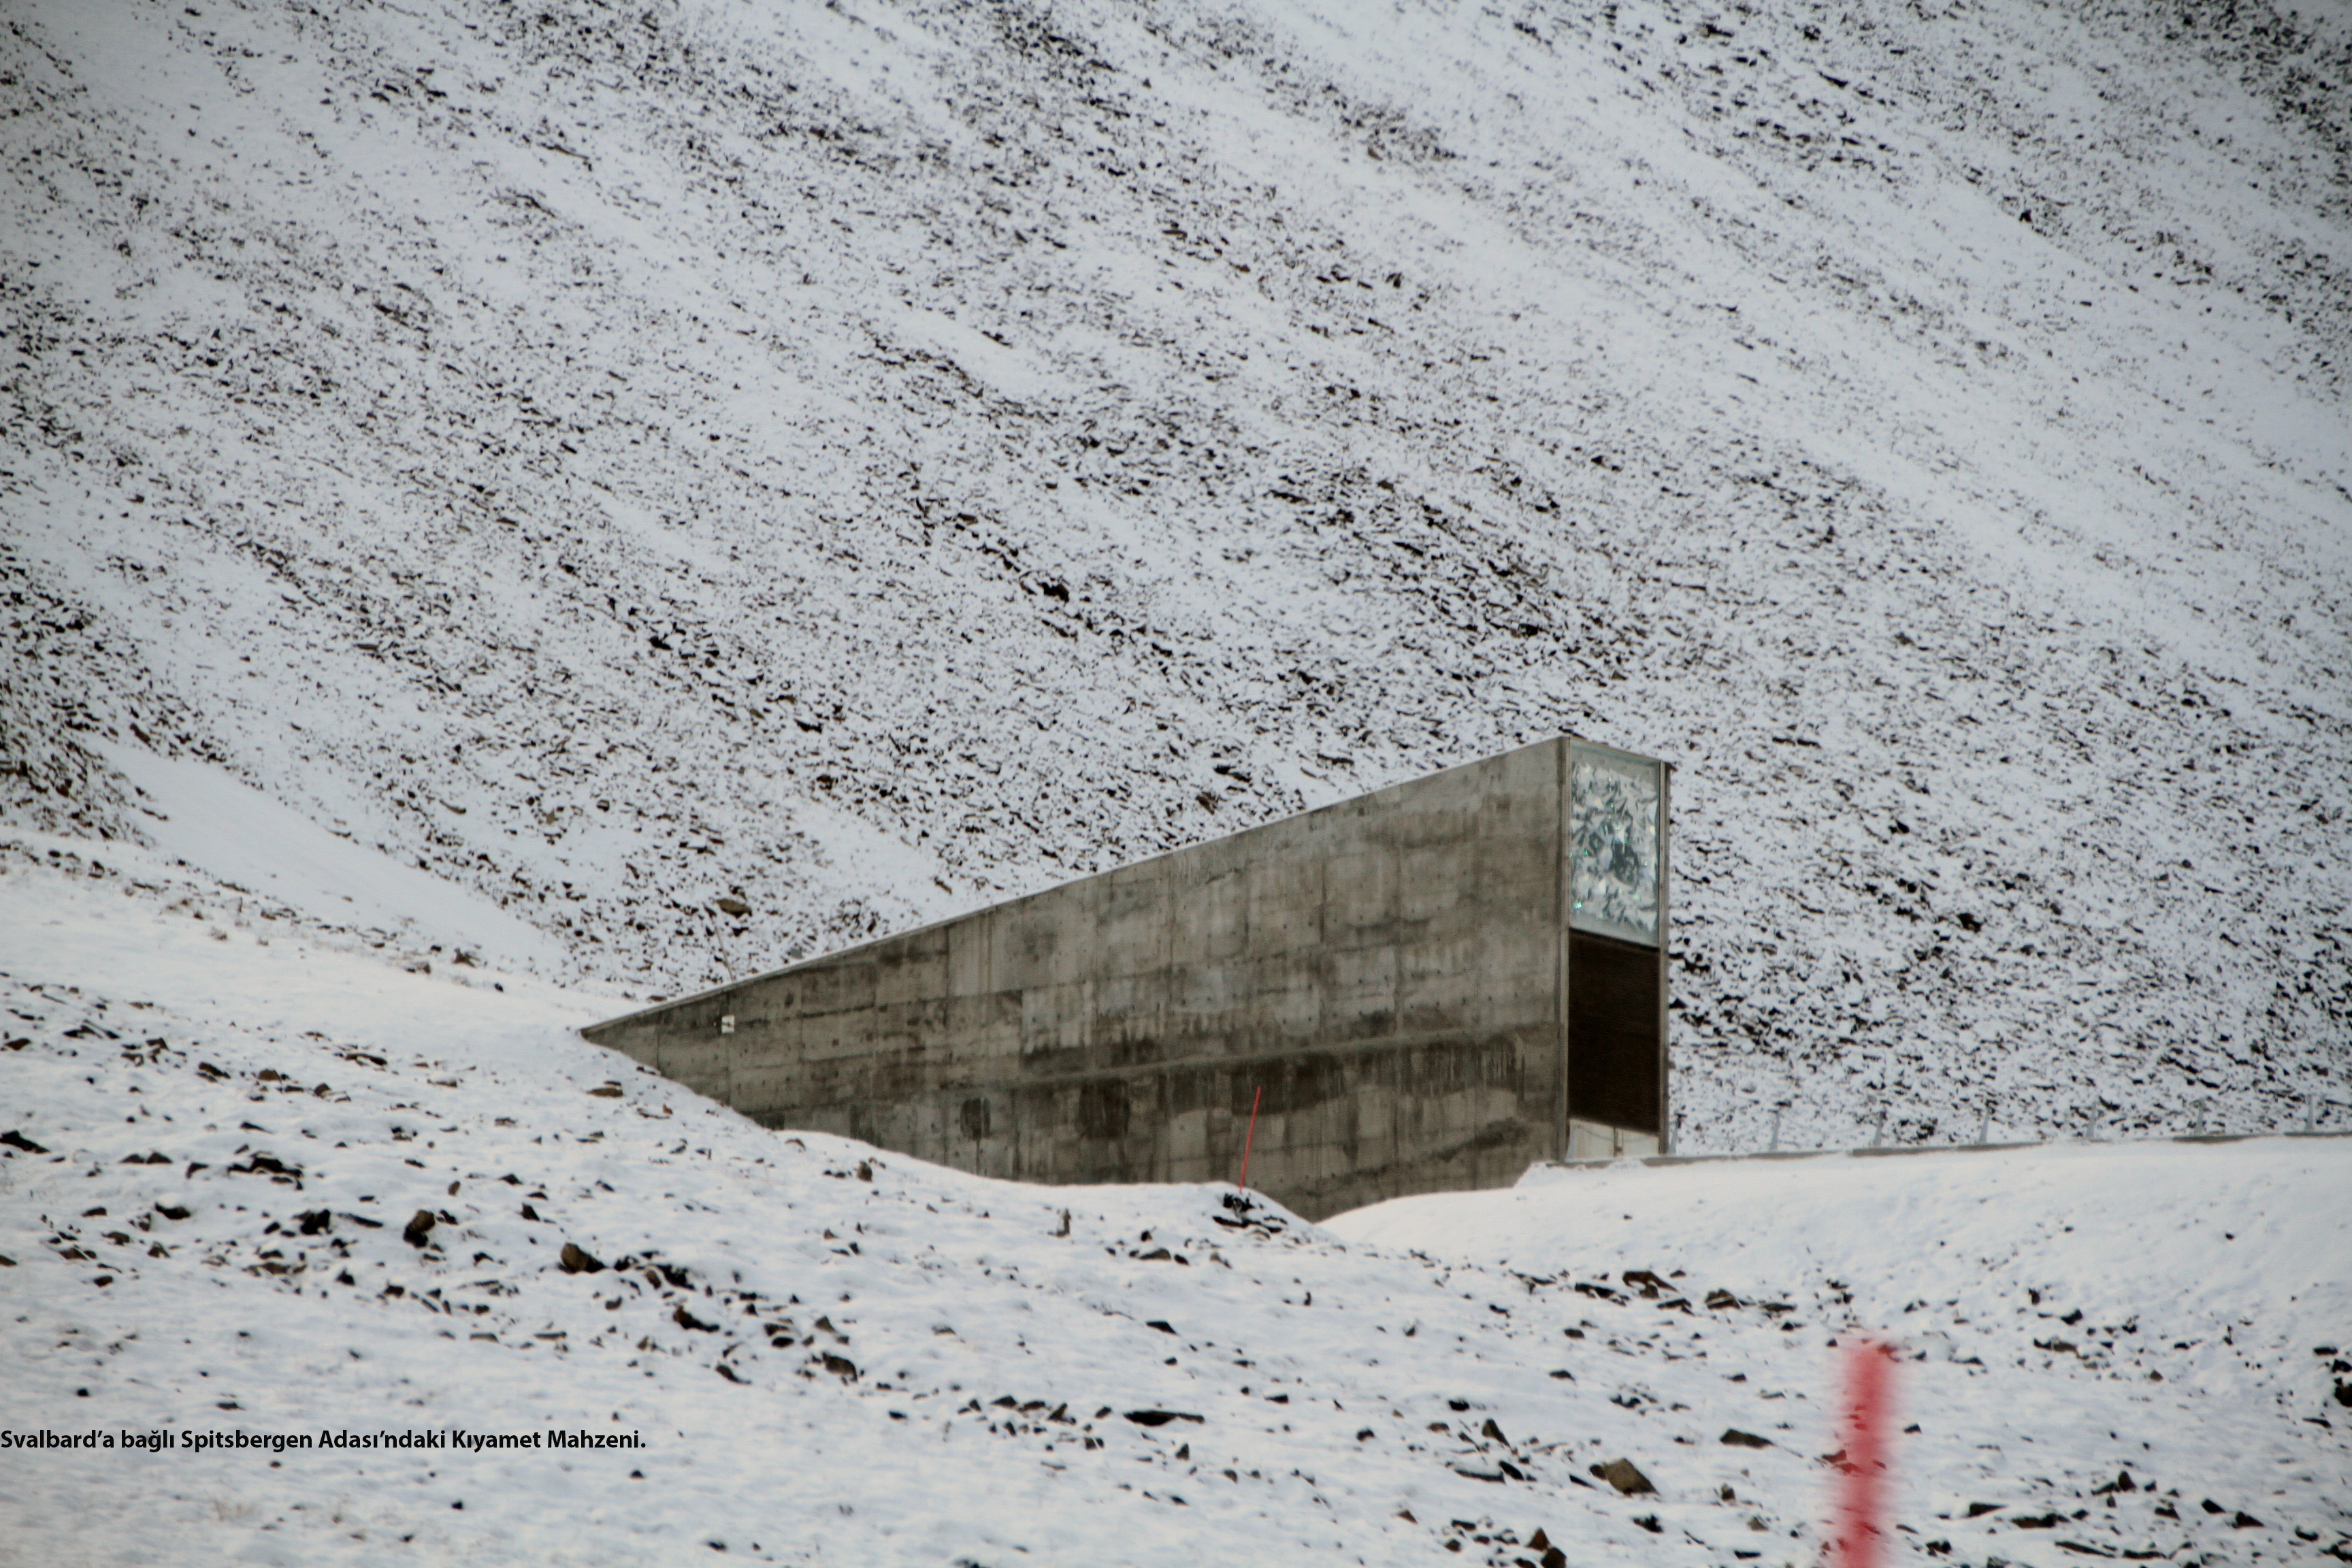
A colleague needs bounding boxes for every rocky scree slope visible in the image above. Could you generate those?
[1,0,2347,1151]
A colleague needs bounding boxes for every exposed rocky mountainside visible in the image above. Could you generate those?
[5,0,2347,1149]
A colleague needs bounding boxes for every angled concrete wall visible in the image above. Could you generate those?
[583,735,1666,1219]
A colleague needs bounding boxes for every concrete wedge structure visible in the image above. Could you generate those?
[583,734,1670,1219]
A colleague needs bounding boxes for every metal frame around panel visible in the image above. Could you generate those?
[1554,735,1572,1162]
[1558,733,1673,1152]
[1656,759,1673,1153]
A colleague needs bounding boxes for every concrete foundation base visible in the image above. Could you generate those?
[1565,1118,1663,1162]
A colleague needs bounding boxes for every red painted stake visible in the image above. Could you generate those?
[1237,1085,1263,1192]
[1833,1337,1896,1568]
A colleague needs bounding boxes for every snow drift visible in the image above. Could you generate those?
[2,842,2345,1563]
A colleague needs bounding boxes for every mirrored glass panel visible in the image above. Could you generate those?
[1569,745,1662,946]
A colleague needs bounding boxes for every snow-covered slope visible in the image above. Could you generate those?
[3,844,2346,1565]
[3,0,2348,1148]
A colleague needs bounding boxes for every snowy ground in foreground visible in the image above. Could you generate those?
[3,840,2346,1567]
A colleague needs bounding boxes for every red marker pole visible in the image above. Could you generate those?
[1237,1085,1263,1192]
[1834,1337,1896,1568]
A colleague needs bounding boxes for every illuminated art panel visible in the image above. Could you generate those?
[1569,744,1663,947]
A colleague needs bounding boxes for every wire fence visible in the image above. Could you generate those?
[1676,1089,2346,1159]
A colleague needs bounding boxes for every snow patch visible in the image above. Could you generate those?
[93,740,566,973]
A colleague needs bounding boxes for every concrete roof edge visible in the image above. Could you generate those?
[583,732,1675,1036]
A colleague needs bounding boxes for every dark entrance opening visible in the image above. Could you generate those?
[1569,928,1663,1137]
